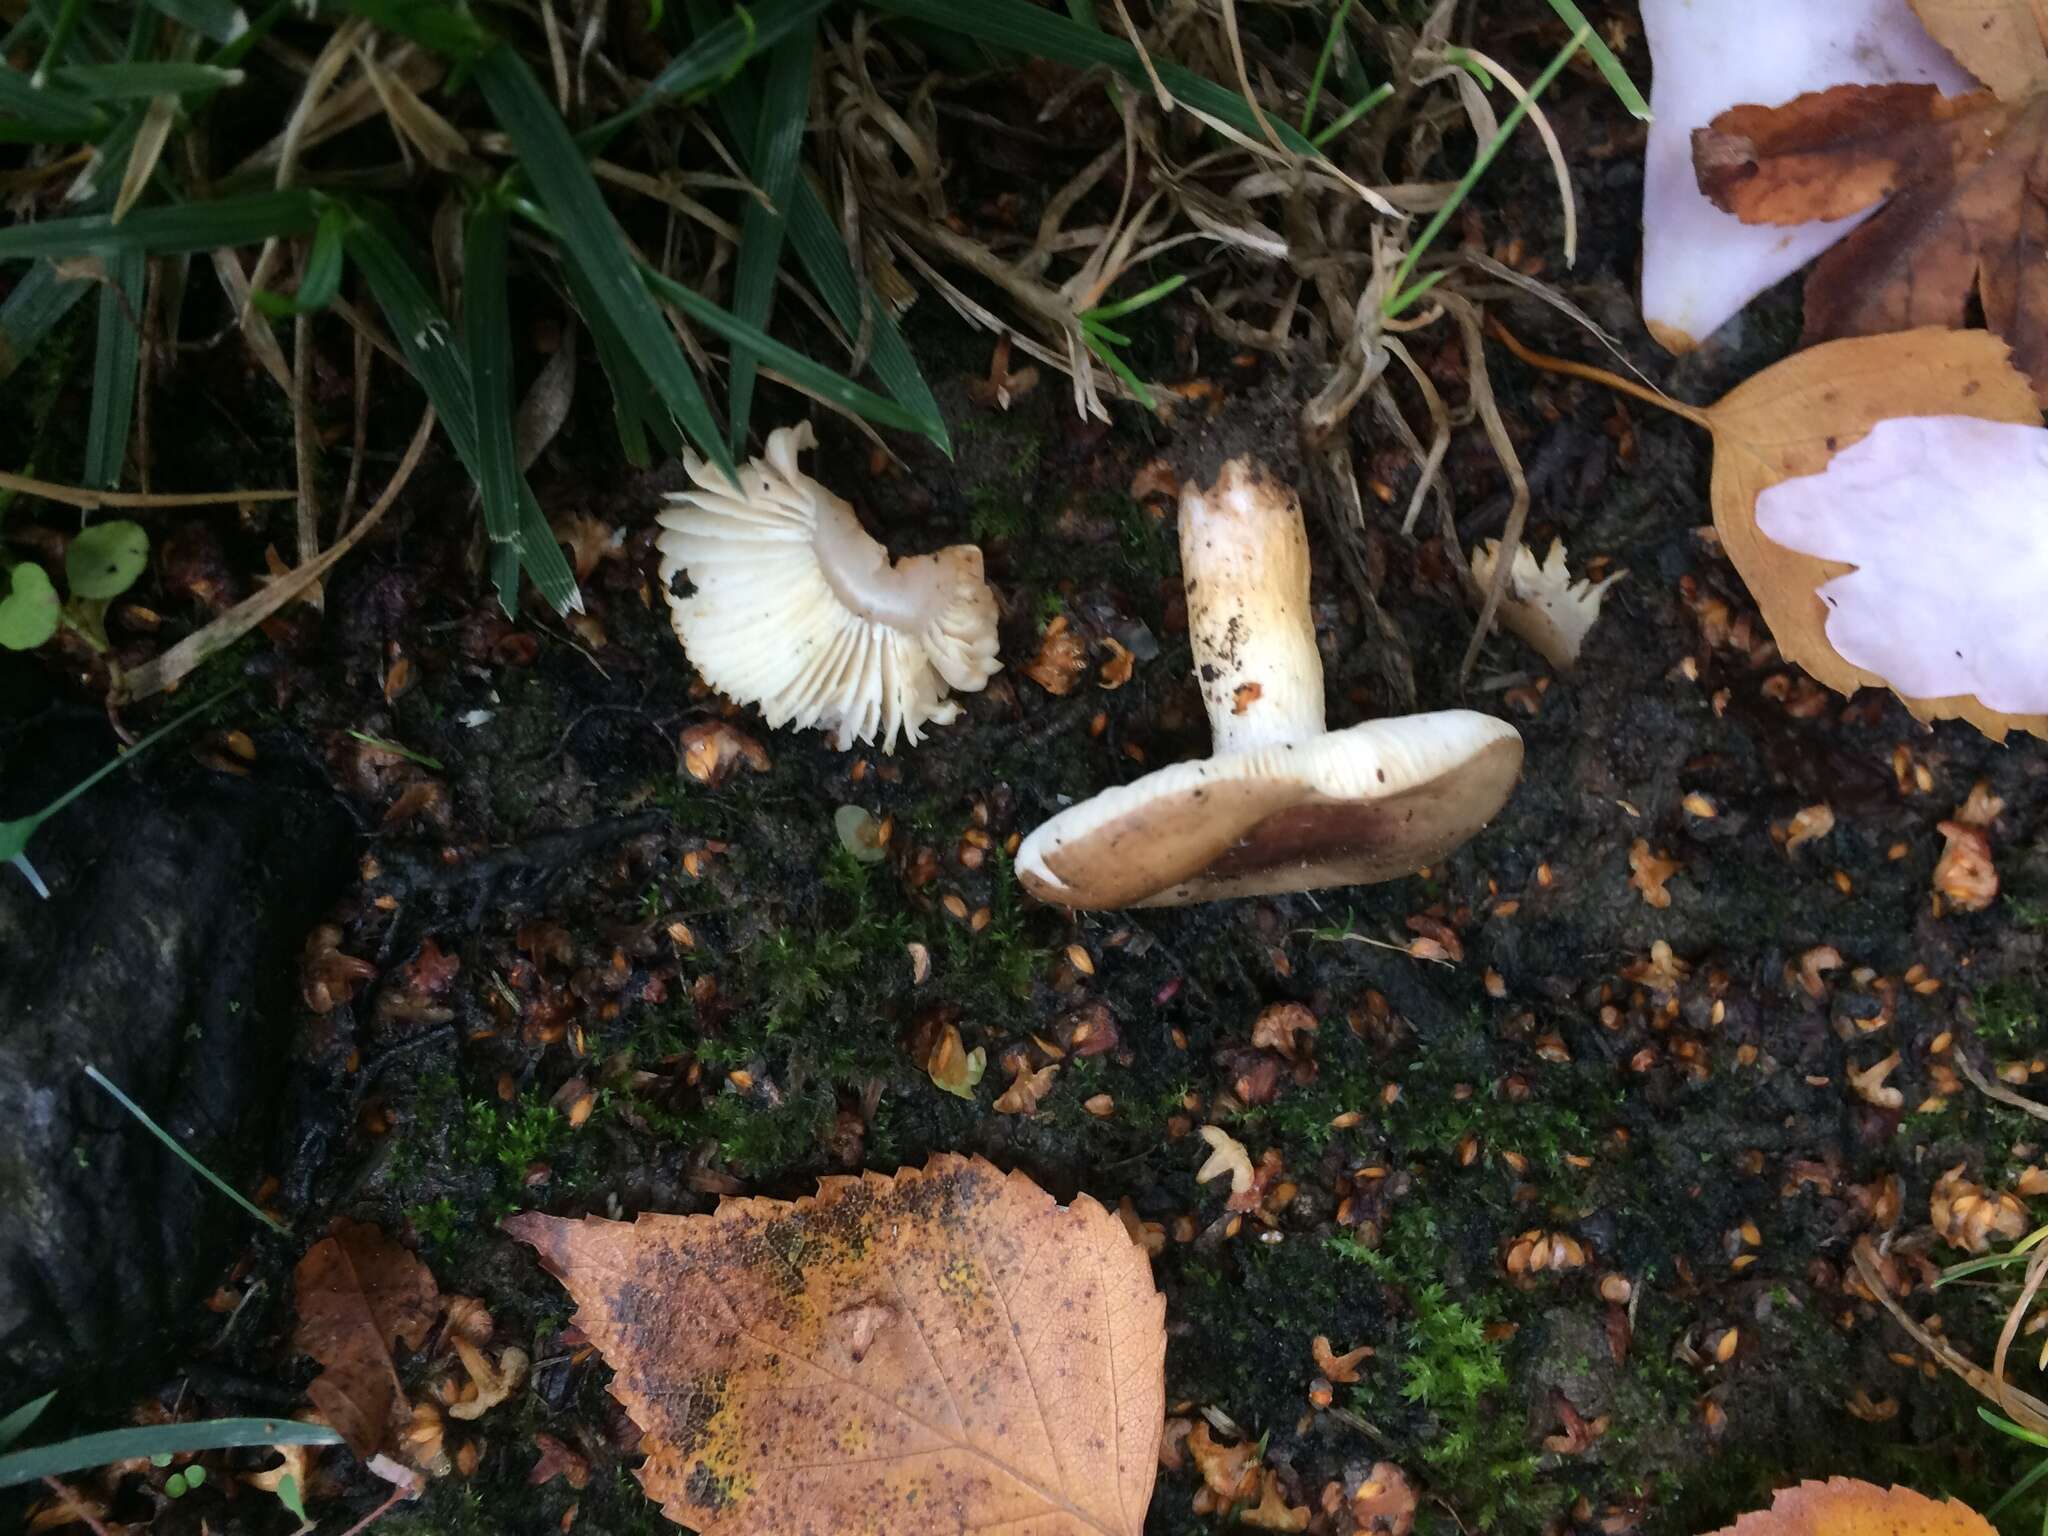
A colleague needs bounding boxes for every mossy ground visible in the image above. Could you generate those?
[6,14,2048,1536]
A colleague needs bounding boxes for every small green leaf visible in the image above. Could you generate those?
[52,62,243,100]
[166,1470,189,1496]
[65,519,148,598]
[273,1472,307,1523]
[338,0,488,56]
[250,204,346,317]
[0,563,60,650]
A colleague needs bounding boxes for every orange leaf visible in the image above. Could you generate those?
[1698,329,2048,740]
[1910,0,2048,103]
[505,1156,1166,1536]
[293,1220,441,1458]
[1700,1480,1995,1536]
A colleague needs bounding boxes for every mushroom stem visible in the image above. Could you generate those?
[1180,459,1327,753]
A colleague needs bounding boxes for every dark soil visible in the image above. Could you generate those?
[4,8,2048,1536]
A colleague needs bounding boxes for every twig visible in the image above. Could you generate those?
[115,405,436,703]
[41,1478,112,1536]
[0,472,294,512]
[1957,1049,2048,1124]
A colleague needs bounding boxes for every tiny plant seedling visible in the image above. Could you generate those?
[1,680,238,897]
[0,519,150,655]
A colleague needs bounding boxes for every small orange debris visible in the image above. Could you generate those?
[1628,839,1678,908]
[1313,1335,1373,1383]
[680,720,771,787]
[1022,615,1089,695]
[1232,681,1264,715]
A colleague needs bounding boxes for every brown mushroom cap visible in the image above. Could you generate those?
[1015,709,1522,908]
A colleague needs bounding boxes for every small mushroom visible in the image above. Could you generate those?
[1466,538,1625,671]
[656,424,1001,753]
[1017,458,1522,906]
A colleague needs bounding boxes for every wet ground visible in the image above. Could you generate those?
[5,9,2048,1535]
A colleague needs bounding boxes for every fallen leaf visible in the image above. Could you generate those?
[552,514,620,582]
[1695,8,2048,404]
[925,1022,987,1100]
[1186,1423,1260,1504]
[1754,417,2048,720]
[1931,1164,2029,1252]
[993,1055,1059,1114]
[1700,1479,1995,1536]
[1022,615,1089,695]
[1689,330,2044,739]
[1312,1334,1372,1384]
[530,1433,591,1490]
[681,721,772,787]
[1195,1125,1254,1195]
[1639,0,1971,350]
[1250,1002,1317,1061]
[504,1156,1165,1536]
[293,1220,441,1458]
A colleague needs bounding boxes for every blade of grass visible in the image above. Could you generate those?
[558,245,665,467]
[1539,0,1648,119]
[84,1063,288,1234]
[1383,25,1588,317]
[869,0,1320,155]
[145,0,248,44]
[0,68,108,141]
[1311,80,1391,147]
[638,258,934,435]
[1988,1454,2048,1521]
[0,259,92,382]
[1081,328,1153,410]
[461,195,524,611]
[588,0,834,142]
[0,189,318,260]
[0,1393,56,1451]
[1299,0,1353,133]
[1081,271,1184,322]
[82,244,144,488]
[474,42,731,481]
[684,0,947,451]
[337,0,489,57]
[53,62,243,99]
[250,202,346,316]
[343,203,579,613]
[726,25,812,453]
[0,1419,343,1489]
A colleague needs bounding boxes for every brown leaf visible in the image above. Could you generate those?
[924,1022,986,1100]
[1912,0,2048,103]
[293,1220,440,1458]
[1351,1462,1417,1536]
[1022,615,1089,696]
[551,514,619,582]
[1695,84,2001,227]
[530,1432,590,1490]
[504,1156,1165,1536]
[1699,1479,1995,1536]
[1695,330,2047,741]
[680,721,771,787]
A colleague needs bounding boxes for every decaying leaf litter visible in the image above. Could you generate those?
[8,1,2048,1534]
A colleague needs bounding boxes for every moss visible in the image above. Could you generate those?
[1970,980,2044,1048]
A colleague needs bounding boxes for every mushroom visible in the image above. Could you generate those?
[656,423,1000,753]
[1016,458,1522,907]
[1465,538,1625,672]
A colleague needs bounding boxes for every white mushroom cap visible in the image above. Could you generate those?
[656,423,1000,753]
[1015,711,1523,907]
[1015,456,1522,908]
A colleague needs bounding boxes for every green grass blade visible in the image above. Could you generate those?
[53,62,243,99]
[590,0,834,142]
[1299,0,1353,132]
[1384,25,1588,317]
[475,43,731,480]
[82,244,144,488]
[1082,272,1185,322]
[727,26,813,452]
[557,246,662,467]
[145,0,248,45]
[1539,0,1648,119]
[250,202,346,316]
[0,189,317,260]
[685,0,948,452]
[0,1419,342,1489]
[640,261,932,435]
[0,259,92,382]
[337,0,488,56]
[343,203,580,614]
[0,66,108,140]
[0,1393,56,1452]
[869,0,1318,155]
[460,196,523,612]
[83,1063,288,1234]
[1988,1454,2048,1520]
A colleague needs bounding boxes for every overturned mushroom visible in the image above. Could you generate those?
[656,424,1001,752]
[1017,459,1522,907]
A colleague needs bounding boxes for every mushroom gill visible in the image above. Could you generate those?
[655,423,1000,752]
